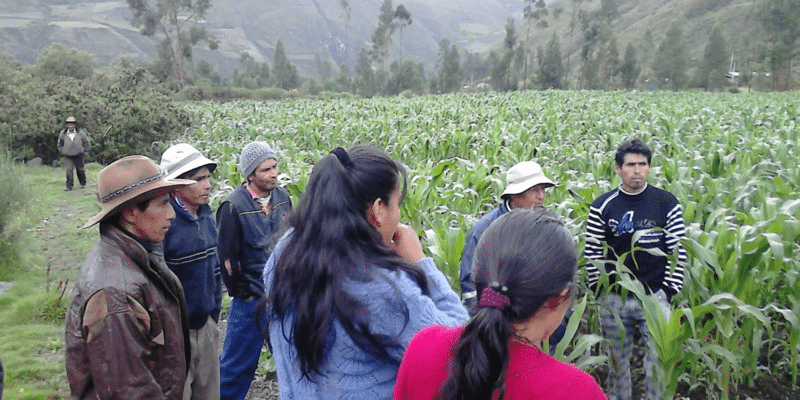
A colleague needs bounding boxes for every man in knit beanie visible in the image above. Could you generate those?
[216,141,292,400]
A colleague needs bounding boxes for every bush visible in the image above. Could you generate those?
[0,156,28,281]
[0,53,191,165]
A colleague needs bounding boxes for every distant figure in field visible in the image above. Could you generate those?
[161,143,223,400]
[395,209,607,400]
[57,115,90,191]
[585,138,687,400]
[65,155,193,399]
[263,145,468,399]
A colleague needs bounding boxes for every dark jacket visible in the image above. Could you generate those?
[65,223,190,400]
[57,128,90,157]
[459,201,510,302]
[163,196,223,330]
[216,184,292,298]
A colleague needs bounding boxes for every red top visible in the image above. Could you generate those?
[394,325,608,400]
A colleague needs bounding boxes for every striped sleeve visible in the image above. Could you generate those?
[584,204,607,287]
[663,202,687,294]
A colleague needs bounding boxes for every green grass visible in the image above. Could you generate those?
[0,163,101,400]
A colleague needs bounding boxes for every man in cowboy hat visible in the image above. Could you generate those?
[459,161,557,307]
[57,115,91,191]
[160,143,223,400]
[65,155,194,400]
[216,141,292,400]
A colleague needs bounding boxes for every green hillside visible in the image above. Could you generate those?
[0,0,778,84]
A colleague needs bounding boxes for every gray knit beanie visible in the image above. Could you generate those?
[240,141,277,178]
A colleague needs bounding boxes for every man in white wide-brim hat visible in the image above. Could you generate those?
[160,143,223,400]
[65,155,195,400]
[459,161,557,307]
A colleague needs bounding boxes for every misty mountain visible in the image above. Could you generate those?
[0,0,526,79]
[0,0,766,84]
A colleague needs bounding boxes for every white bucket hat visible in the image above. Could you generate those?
[160,143,217,180]
[500,161,556,198]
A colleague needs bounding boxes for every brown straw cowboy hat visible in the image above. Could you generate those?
[83,155,195,228]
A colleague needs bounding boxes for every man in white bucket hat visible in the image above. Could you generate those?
[65,155,195,399]
[459,161,556,307]
[160,143,222,400]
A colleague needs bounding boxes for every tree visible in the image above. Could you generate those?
[233,52,270,88]
[695,24,728,91]
[35,43,94,80]
[602,35,620,89]
[490,19,518,92]
[126,0,218,88]
[273,39,299,90]
[564,0,592,88]
[355,48,377,97]
[436,38,463,93]
[522,0,548,89]
[339,0,351,64]
[394,5,412,60]
[336,64,353,93]
[462,51,490,85]
[538,31,564,89]
[756,0,800,90]
[618,43,639,89]
[371,0,396,70]
[315,53,333,81]
[654,19,688,91]
[386,59,425,95]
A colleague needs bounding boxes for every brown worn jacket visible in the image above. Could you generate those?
[65,223,191,400]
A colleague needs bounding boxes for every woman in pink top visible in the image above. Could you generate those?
[395,209,607,400]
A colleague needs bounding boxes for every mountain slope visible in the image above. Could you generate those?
[0,0,766,83]
[0,0,524,79]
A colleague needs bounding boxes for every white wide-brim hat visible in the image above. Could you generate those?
[83,155,195,228]
[500,161,556,197]
[160,143,217,180]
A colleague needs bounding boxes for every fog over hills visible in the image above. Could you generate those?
[0,0,526,78]
[0,0,763,83]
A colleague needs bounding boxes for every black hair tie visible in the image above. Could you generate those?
[331,147,353,168]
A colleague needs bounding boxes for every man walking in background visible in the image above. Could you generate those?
[57,116,90,191]
[217,141,292,400]
[161,143,223,400]
[65,155,193,399]
[585,138,687,400]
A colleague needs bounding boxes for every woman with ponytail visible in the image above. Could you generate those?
[262,145,468,399]
[395,209,607,400]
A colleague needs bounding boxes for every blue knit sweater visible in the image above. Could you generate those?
[263,232,468,399]
[163,195,222,330]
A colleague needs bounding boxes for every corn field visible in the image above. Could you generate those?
[181,91,800,399]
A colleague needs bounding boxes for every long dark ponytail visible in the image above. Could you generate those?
[436,209,577,399]
[267,145,429,379]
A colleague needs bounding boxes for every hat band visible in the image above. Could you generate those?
[165,152,202,176]
[100,171,166,204]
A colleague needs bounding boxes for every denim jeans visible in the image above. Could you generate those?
[598,292,669,400]
[219,297,264,400]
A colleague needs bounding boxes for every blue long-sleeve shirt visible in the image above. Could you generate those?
[263,231,468,399]
[163,195,222,329]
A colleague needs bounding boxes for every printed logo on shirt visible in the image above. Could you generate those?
[610,211,657,236]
